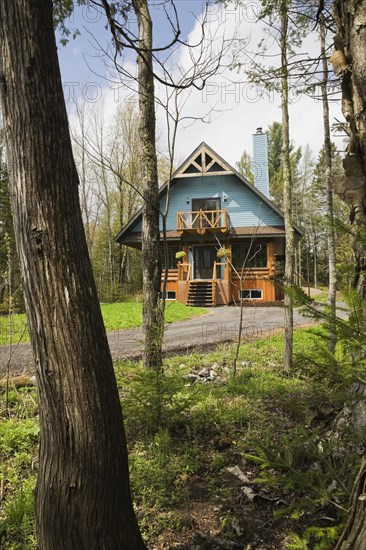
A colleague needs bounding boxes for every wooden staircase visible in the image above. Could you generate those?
[187,281,216,307]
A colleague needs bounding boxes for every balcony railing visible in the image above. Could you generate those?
[177,209,228,234]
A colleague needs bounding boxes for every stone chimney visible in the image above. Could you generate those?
[252,127,269,198]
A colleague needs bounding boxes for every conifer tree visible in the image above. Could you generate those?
[0,2,146,547]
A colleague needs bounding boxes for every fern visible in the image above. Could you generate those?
[286,532,309,549]
[243,427,357,512]
[286,526,342,550]
[0,479,36,549]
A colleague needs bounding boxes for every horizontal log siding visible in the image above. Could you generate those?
[231,275,276,302]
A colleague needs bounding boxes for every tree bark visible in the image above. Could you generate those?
[320,18,337,352]
[132,0,163,369]
[332,0,366,302]
[313,234,318,288]
[335,458,366,550]
[332,1,366,547]
[297,241,302,283]
[0,2,145,548]
[281,2,295,373]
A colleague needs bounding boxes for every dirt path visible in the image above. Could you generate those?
[0,305,317,377]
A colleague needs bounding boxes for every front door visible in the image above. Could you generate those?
[194,246,217,279]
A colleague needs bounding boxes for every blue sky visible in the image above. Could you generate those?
[56,2,343,168]
[57,1,204,83]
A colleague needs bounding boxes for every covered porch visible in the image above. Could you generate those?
[161,235,284,307]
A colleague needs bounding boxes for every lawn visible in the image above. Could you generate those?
[308,289,345,303]
[0,302,207,346]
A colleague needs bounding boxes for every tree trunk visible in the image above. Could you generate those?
[332,0,366,301]
[0,2,145,548]
[332,1,366,547]
[335,458,366,550]
[132,0,163,369]
[320,18,337,352]
[314,235,318,288]
[281,3,294,373]
[294,245,298,285]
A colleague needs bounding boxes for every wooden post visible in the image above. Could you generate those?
[225,243,232,281]
[268,242,275,276]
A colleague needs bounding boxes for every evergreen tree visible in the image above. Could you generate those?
[236,149,254,183]
[0,2,146,546]
[267,121,302,209]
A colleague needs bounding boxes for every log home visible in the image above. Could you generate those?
[115,130,302,306]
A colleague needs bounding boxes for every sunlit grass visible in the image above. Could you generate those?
[0,302,207,346]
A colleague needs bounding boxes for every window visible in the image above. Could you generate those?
[239,289,262,300]
[160,291,176,301]
[160,246,180,270]
[192,198,220,212]
[232,242,267,269]
[192,198,221,228]
[207,162,225,173]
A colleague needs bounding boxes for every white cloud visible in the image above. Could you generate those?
[64,1,344,168]
[157,2,343,166]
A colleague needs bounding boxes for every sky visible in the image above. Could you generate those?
[57,1,344,169]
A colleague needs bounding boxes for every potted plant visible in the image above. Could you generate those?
[175,250,186,261]
[217,247,231,259]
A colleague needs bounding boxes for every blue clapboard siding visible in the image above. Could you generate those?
[131,174,283,232]
[253,132,270,198]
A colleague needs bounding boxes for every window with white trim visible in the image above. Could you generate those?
[239,289,262,300]
[160,290,176,301]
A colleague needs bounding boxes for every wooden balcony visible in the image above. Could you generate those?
[177,209,229,235]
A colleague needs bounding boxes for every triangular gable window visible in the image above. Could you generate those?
[177,146,233,178]
[194,154,203,167]
[183,164,201,174]
[207,162,225,173]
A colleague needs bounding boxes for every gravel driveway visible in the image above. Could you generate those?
[0,305,315,377]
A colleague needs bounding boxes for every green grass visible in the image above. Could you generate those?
[312,290,345,303]
[0,301,207,346]
[0,326,354,548]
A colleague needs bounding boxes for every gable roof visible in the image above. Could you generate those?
[175,142,234,177]
[115,142,302,242]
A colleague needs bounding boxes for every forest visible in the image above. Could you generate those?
[0,0,366,549]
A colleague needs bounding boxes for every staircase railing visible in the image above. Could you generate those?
[178,262,192,281]
[212,261,225,281]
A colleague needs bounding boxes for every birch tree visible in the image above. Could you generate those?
[332,0,366,303]
[331,0,366,547]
